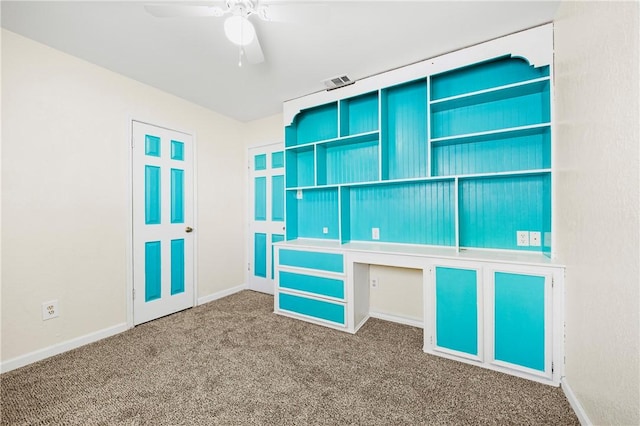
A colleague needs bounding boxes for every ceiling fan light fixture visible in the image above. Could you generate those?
[224,15,255,46]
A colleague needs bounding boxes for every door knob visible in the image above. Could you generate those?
[185,226,193,233]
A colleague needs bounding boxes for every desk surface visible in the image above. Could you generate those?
[276,239,564,268]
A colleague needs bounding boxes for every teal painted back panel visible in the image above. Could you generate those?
[340,187,351,243]
[432,126,551,176]
[295,103,338,145]
[279,249,344,273]
[323,139,379,185]
[494,272,545,371]
[436,267,478,355]
[285,191,298,240]
[431,57,549,100]
[459,174,551,251]
[431,81,550,139]
[279,271,344,299]
[144,241,161,302]
[271,234,285,279]
[279,292,345,325]
[170,239,185,295]
[349,181,455,245]
[272,175,285,222]
[254,154,267,171]
[254,177,267,221]
[382,80,428,180]
[145,135,161,157]
[272,151,285,168]
[254,233,267,278]
[285,147,314,188]
[340,92,379,136]
[170,140,184,161]
[296,188,339,239]
[170,168,184,224]
[145,165,161,225]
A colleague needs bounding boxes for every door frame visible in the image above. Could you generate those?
[126,118,199,328]
[245,140,284,295]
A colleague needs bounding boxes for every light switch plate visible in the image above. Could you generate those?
[529,231,541,247]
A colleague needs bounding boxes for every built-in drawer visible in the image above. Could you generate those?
[279,271,345,300]
[278,249,344,273]
[278,292,346,326]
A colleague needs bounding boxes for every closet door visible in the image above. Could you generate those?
[248,143,285,294]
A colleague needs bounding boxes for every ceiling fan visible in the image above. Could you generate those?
[144,1,328,66]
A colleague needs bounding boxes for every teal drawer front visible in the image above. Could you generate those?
[279,271,344,299]
[279,249,344,273]
[278,292,345,325]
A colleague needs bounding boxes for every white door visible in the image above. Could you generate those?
[132,121,195,325]
[248,143,285,294]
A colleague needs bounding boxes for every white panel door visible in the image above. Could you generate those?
[132,121,194,325]
[248,143,285,294]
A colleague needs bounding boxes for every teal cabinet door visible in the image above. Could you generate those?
[493,271,547,372]
[434,266,480,359]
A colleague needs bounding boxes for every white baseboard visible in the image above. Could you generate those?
[197,283,246,305]
[0,323,129,374]
[561,377,592,426]
[369,311,423,329]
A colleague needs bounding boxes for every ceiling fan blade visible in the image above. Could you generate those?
[260,3,329,24]
[144,4,225,18]
[244,34,265,65]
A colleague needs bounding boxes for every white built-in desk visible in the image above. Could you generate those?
[274,239,564,386]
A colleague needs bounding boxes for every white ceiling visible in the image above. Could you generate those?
[1,1,560,122]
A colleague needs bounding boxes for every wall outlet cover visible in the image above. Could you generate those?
[322,227,328,234]
[516,230,530,247]
[296,189,303,200]
[42,300,59,320]
[372,228,380,240]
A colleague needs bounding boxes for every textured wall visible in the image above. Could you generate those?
[554,2,640,424]
[1,30,245,363]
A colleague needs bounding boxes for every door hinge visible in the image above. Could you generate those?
[551,362,554,373]
[552,277,554,288]
[247,262,251,271]
[133,288,135,300]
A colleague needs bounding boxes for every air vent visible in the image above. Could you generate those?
[323,75,355,91]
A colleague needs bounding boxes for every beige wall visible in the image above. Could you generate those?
[554,2,639,424]
[369,265,423,322]
[1,30,246,363]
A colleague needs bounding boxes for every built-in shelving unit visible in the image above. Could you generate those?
[284,55,552,254]
[275,24,564,386]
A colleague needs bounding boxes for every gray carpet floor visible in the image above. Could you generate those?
[1,290,578,425]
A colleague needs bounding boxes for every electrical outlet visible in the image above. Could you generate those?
[372,227,380,240]
[322,227,328,234]
[529,231,541,247]
[370,278,378,288]
[516,231,529,247]
[42,300,59,320]
[296,189,303,200]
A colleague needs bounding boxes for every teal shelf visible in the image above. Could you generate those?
[285,146,315,188]
[347,180,455,246]
[381,79,428,180]
[340,91,379,137]
[317,132,379,185]
[458,173,551,252]
[431,125,551,176]
[285,187,339,240]
[286,102,338,147]
[431,56,550,101]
